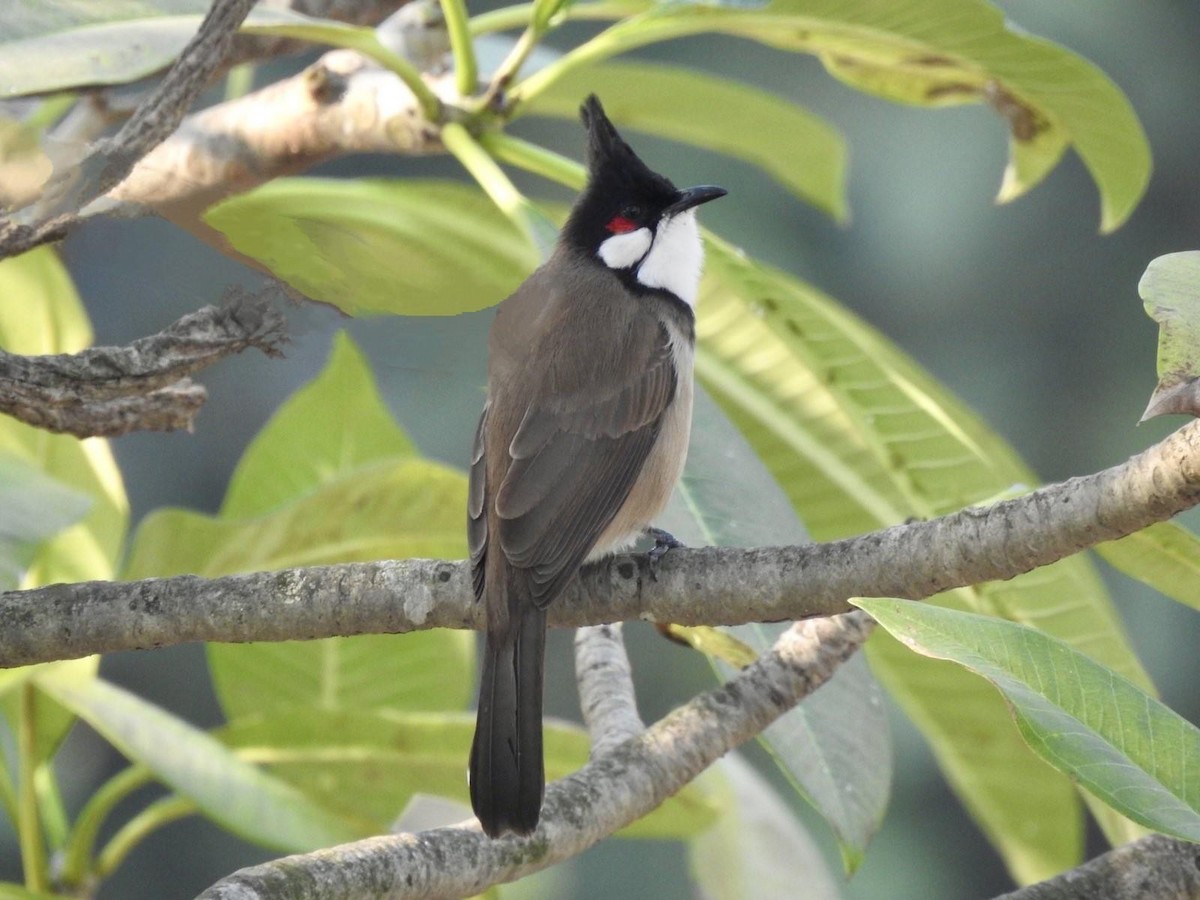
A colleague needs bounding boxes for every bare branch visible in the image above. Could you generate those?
[3,419,1200,667]
[0,0,257,260]
[575,624,644,755]
[993,834,1200,900]
[198,613,873,899]
[0,285,286,437]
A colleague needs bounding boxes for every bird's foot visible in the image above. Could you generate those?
[646,527,684,580]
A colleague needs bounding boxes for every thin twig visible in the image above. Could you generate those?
[574,624,644,755]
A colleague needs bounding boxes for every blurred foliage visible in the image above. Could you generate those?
[0,0,1197,897]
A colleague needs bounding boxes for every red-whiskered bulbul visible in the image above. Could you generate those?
[468,95,726,837]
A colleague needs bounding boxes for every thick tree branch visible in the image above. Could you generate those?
[0,0,257,260]
[2,419,1200,667]
[0,286,287,437]
[994,834,1200,900]
[198,613,874,899]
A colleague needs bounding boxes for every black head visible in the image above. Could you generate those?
[562,96,725,256]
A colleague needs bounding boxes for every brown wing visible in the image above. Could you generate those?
[467,403,488,601]
[494,320,677,609]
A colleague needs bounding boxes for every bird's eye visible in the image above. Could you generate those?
[621,204,642,220]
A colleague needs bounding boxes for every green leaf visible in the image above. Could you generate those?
[124,458,474,717]
[522,60,847,221]
[1097,523,1200,613]
[219,708,718,839]
[857,599,1200,842]
[0,248,128,587]
[36,674,358,852]
[0,659,98,766]
[204,179,538,316]
[689,756,841,900]
[519,0,1149,231]
[0,453,91,590]
[0,882,61,900]
[127,458,467,577]
[694,242,1159,876]
[1138,251,1200,421]
[661,389,890,871]
[222,332,416,519]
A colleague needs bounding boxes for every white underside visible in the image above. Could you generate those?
[596,209,703,308]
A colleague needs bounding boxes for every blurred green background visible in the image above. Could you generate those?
[3,0,1200,896]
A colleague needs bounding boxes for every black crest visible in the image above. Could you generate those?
[562,96,679,251]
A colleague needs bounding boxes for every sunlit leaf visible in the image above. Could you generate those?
[661,389,890,870]
[222,331,416,519]
[1097,522,1200,613]
[220,708,718,839]
[125,458,474,717]
[689,755,841,900]
[38,674,358,851]
[0,248,128,587]
[693,240,1156,876]
[204,179,538,316]
[857,599,1200,841]
[523,60,847,221]
[1138,251,1200,421]
[0,453,90,590]
[521,0,1149,230]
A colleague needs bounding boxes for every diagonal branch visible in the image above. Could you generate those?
[0,0,258,261]
[0,285,287,437]
[2,418,1199,667]
[575,624,644,755]
[197,613,874,899]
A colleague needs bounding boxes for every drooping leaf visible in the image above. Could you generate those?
[857,599,1200,842]
[693,240,1155,876]
[0,453,90,590]
[660,389,890,871]
[37,674,359,852]
[125,458,474,717]
[222,332,416,519]
[1096,522,1200,613]
[519,0,1149,231]
[219,708,718,839]
[688,755,841,900]
[1138,251,1200,421]
[523,60,847,221]
[204,179,538,316]
[0,659,99,764]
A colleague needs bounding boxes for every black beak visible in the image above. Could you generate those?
[665,185,727,217]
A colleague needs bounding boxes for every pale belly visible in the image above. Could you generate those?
[587,337,694,560]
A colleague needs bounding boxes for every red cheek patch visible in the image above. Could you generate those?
[606,216,637,234]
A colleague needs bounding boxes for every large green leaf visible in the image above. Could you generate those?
[693,240,1153,877]
[857,599,1200,841]
[204,179,538,316]
[37,674,359,852]
[126,459,465,577]
[1096,523,1200,613]
[522,60,847,221]
[219,708,718,839]
[125,458,475,717]
[518,0,1149,231]
[688,756,841,900]
[0,248,128,587]
[661,390,889,871]
[222,331,416,519]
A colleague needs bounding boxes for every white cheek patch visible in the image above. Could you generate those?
[597,227,653,270]
[636,210,703,308]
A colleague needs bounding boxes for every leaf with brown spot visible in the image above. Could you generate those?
[1139,252,1200,421]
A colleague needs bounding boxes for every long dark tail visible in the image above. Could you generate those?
[469,597,547,837]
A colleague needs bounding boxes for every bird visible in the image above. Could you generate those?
[468,94,726,838]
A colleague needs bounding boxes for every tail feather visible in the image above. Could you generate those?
[470,600,547,837]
